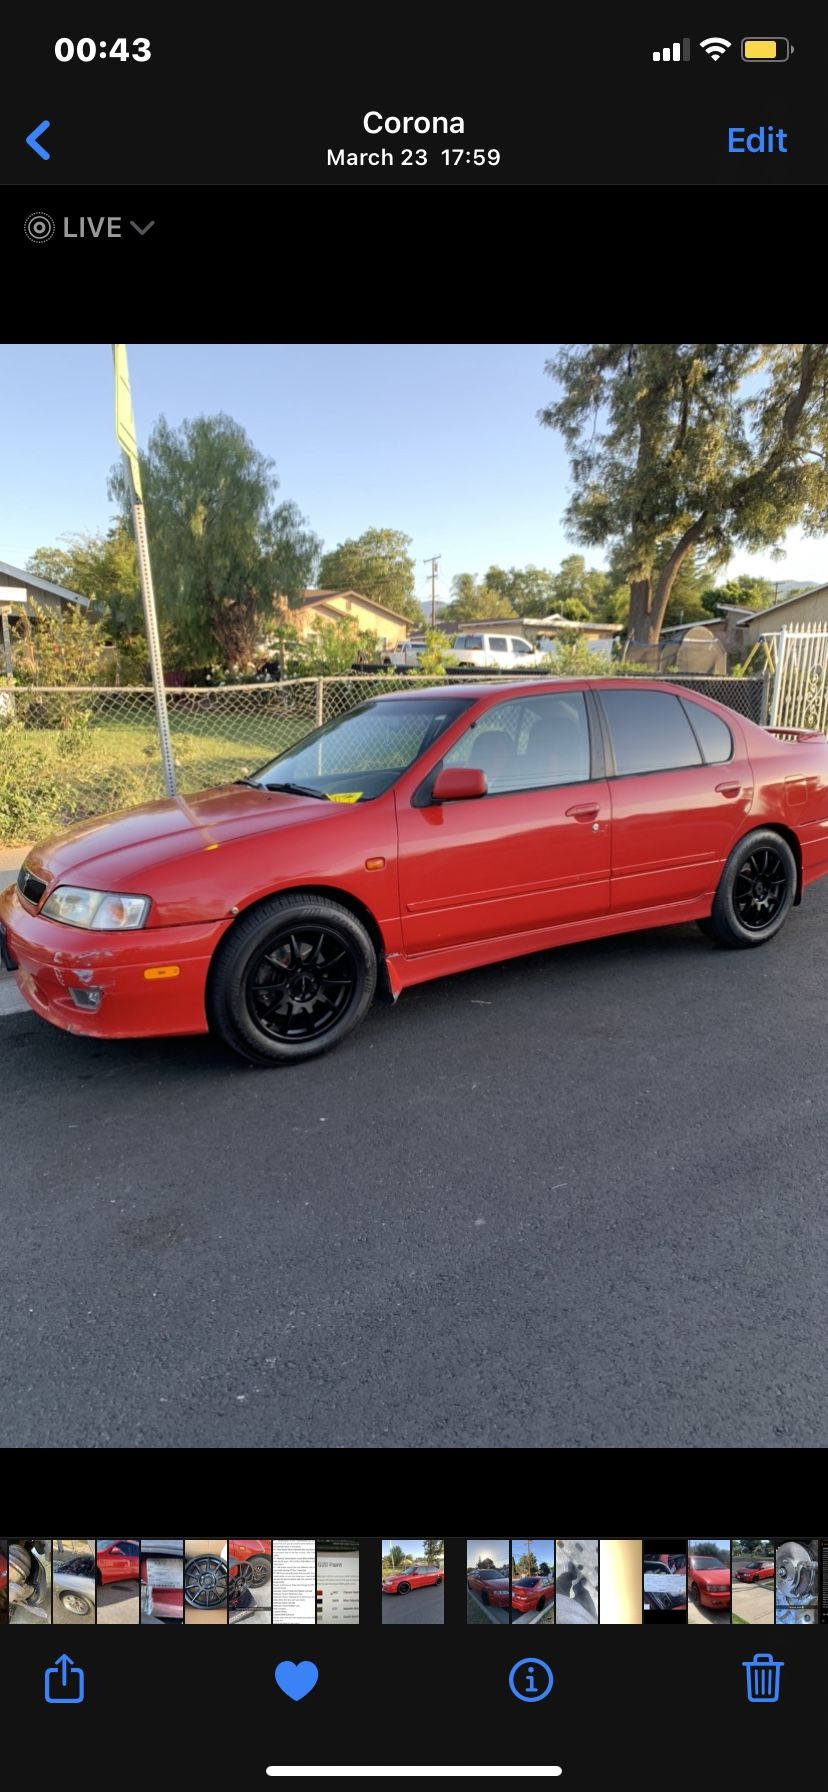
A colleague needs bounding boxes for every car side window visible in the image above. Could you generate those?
[488,637,508,651]
[600,690,703,775]
[680,698,733,764]
[441,693,591,793]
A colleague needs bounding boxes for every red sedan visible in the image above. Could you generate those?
[511,1574,554,1615]
[96,1539,140,1585]
[688,1554,731,1610]
[3,680,827,1066]
[383,1564,444,1594]
[736,1561,774,1583]
[468,1569,510,1607]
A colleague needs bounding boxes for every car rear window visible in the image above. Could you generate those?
[601,690,703,775]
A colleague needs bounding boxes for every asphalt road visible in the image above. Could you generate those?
[382,1582,444,1624]
[2,879,827,1448]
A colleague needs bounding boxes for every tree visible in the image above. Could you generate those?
[423,1539,444,1564]
[317,527,422,626]
[110,413,320,672]
[700,573,776,615]
[541,344,828,643]
[388,1545,405,1569]
[443,573,511,621]
[484,564,557,616]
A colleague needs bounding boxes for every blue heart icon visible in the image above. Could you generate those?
[274,1660,319,1702]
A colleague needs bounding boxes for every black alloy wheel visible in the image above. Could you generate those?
[184,1556,228,1610]
[733,846,788,930]
[207,893,377,1065]
[700,829,797,950]
[245,925,358,1043]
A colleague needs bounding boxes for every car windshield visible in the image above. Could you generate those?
[515,1576,541,1587]
[691,1557,726,1571]
[249,697,472,801]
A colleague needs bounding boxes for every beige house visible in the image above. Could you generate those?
[0,559,90,618]
[277,588,411,652]
[735,582,828,650]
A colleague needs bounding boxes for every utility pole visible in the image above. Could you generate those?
[423,554,441,628]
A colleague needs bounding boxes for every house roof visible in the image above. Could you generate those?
[0,559,90,607]
[734,582,826,624]
[298,588,412,626]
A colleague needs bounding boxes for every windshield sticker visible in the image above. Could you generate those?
[326,792,363,803]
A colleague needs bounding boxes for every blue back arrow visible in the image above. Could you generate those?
[26,120,51,160]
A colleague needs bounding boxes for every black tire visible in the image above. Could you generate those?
[536,1596,546,1611]
[704,829,796,949]
[246,1554,271,1587]
[480,1590,490,1606]
[690,1580,700,1605]
[207,894,377,1066]
[397,1583,410,1595]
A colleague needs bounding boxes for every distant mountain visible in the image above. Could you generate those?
[769,580,820,600]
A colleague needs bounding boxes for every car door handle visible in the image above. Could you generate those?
[565,802,601,821]
[715,782,742,798]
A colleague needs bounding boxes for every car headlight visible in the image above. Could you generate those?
[41,887,151,930]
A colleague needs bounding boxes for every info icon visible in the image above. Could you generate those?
[508,1658,554,1703]
[24,211,55,245]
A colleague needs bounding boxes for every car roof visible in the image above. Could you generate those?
[372,677,725,703]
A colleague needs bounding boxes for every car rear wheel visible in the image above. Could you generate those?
[702,830,796,949]
[245,1554,272,1587]
[208,895,377,1065]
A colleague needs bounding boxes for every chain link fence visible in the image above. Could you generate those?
[0,672,769,844]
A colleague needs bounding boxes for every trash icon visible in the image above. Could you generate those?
[742,1652,783,1704]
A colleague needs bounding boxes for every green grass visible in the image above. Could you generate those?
[0,717,310,845]
[731,1613,748,1624]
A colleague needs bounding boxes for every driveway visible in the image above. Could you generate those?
[2,879,827,1448]
[382,1581,444,1624]
[732,1580,775,1624]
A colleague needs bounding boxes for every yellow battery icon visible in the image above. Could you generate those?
[741,38,793,61]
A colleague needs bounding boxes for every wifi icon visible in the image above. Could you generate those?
[700,36,732,60]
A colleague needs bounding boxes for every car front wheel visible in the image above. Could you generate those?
[59,1591,92,1616]
[208,894,378,1066]
[701,829,797,949]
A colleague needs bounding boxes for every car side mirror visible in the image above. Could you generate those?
[431,767,487,802]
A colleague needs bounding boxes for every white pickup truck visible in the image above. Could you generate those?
[451,631,539,669]
[386,637,428,669]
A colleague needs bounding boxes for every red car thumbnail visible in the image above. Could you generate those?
[96,1540,140,1585]
[383,1564,444,1594]
[688,1555,731,1609]
[735,1560,774,1583]
[467,1569,510,1607]
[511,1574,554,1614]
[4,680,828,1068]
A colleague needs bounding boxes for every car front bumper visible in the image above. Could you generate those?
[0,881,230,1039]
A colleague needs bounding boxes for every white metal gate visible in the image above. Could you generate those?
[767,627,828,733]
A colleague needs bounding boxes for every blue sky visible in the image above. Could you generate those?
[467,1538,509,1568]
[1,343,824,601]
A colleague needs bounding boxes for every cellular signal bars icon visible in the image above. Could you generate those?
[653,39,691,62]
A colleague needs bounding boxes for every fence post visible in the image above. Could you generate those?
[759,670,771,725]
[768,630,785,728]
[315,678,324,727]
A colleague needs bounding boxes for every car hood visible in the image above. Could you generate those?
[693,1569,730,1587]
[23,785,341,892]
